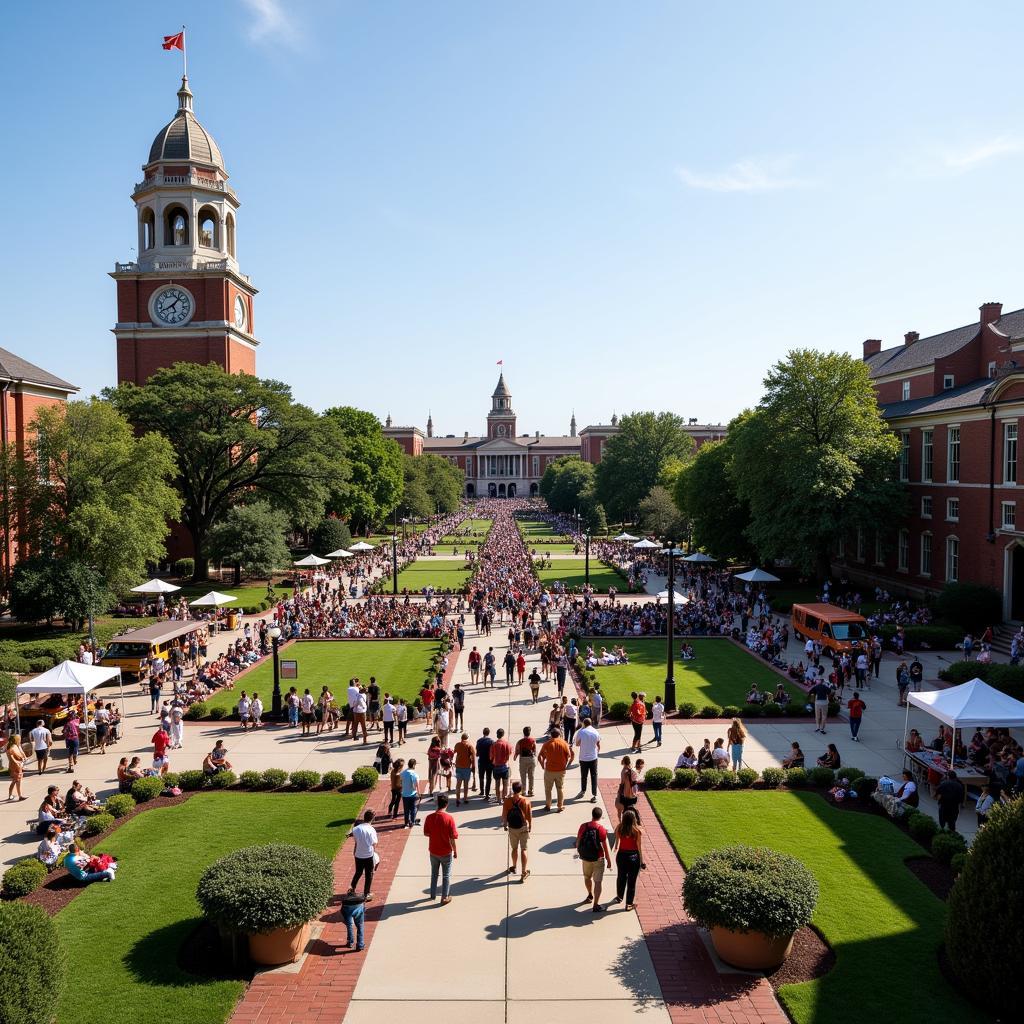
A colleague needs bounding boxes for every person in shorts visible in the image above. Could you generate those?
[502,781,533,881]
[490,728,512,803]
[64,713,80,774]
[300,689,315,735]
[576,806,612,913]
[238,692,251,731]
[453,732,475,806]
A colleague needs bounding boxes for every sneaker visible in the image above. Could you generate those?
[590,796,597,803]
[592,905,606,913]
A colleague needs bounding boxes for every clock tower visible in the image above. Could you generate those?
[111,76,258,385]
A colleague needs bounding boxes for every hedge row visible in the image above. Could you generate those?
[938,660,1024,702]
[604,699,842,721]
[644,764,873,792]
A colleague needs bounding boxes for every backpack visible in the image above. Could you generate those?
[507,798,526,830]
[578,822,603,862]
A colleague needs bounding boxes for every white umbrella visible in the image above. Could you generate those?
[632,539,660,550]
[189,591,237,607]
[349,541,376,552]
[326,548,354,558]
[734,567,781,583]
[293,554,330,567]
[614,532,639,542]
[683,552,717,563]
[657,590,690,603]
[131,578,181,594]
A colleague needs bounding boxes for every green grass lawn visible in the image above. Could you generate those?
[54,791,365,1024]
[518,519,572,541]
[203,638,441,712]
[536,558,630,594]
[584,637,801,707]
[523,542,579,553]
[177,583,293,611]
[437,535,487,546]
[394,560,473,592]
[648,791,985,1024]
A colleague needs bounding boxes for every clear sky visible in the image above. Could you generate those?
[5,1,1024,436]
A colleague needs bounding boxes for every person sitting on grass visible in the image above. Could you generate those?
[817,743,841,770]
[66,781,100,815]
[697,739,714,771]
[680,643,695,660]
[745,684,764,705]
[773,683,790,706]
[675,746,698,769]
[64,843,117,884]
[788,662,806,683]
[781,742,805,769]
[203,741,233,776]
[37,823,76,867]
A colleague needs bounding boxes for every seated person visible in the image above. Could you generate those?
[680,643,695,660]
[817,743,841,770]
[36,823,75,867]
[773,683,790,706]
[894,770,919,808]
[697,739,715,771]
[787,662,805,682]
[64,843,117,884]
[675,746,698,769]
[781,742,805,769]
[613,645,629,664]
[904,728,925,753]
[66,781,100,815]
[203,740,233,776]
[711,738,730,768]
[36,787,70,836]
[745,684,763,705]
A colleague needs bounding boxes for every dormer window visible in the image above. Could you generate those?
[901,380,910,400]
[943,374,955,390]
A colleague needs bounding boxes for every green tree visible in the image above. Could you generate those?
[418,453,463,515]
[207,503,291,583]
[637,485,687,540]
[731,350,903,576]
[674,433,755,561]
[322,407,404,533]
[0,671,19,708]
[106,363,348,579]
[596,412,694,523]
[539,456,596,516]
[311,517,352,555]
[9,557,112,627]
[25,400,180,595]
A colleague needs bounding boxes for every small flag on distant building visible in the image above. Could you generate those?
[162,31,185,51]
[496,359,503,366]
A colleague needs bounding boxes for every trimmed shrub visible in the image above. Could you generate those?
[208,770,236,789]
[761,767,785,789]
[717,770,741,789]
[351,766,379,790]
[289,770,321,791]
[737,767,759,788]
[103,794,136,819]
[185,702,209,720]
[208,706,229,721]
[0,655,31,674]
[853,776,877,798]
[839,767,866,784]
[677,701,698,719]
[741,703,763,718]
[947,799,1024,1016]
[239,770,263,790]
[131,776,166,803]
[2,859,47,898]
[785,767,808,788]
[809,767,835,788]
[80,813,115,838]
[0,902,68,1020]
[937,660,1024,702]
[907,812,939,843]
[699,703,723,719]
[763,702,784,718]
[609,701,629,720]
[935,581,1001,632]
[673,767,698,789]
[696,768,726,789]
[321,770,347,790]
[721,705,741,719]
[931,830,967,865]
[261,768,289,790]
[162,772,180,789]
[173,557,195,578]
[177,769,208,791]
[643,766,673,791]
[949,851,967,876]
[827,701,841,717]
[196,843,334,935]
[683,845,819,939]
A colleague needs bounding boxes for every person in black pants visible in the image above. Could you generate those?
[476,727,494,800]
[348,809,378,900]
[611,809,645,911]
[935,770,965,831]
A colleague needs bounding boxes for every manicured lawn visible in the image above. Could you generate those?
[177,583,292,611]
[523,542,579,553]
[648,791,985,1024]
[536,558,630,593]
[394,560,473,592]
[54,791,365,1024]
[203,638,441,712]
[518,519,572,541]
[438,535,487,546]
[584,637,801,707]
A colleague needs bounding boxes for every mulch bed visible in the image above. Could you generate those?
[764,924,835,990]
[905,855,956,900]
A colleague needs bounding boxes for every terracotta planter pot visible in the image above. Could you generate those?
[710,925,795,970]
[247,921,311,966]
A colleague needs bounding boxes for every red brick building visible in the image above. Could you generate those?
[850,300,1024,620]
[111,77,258,385]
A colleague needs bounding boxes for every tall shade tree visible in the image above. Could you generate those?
[596,412,694,523]
[24,400,180,595]
[637,485,687,540]
[106,362,348,580]
[206,502,292,584]
[322,407,404,533]
[539,456,596,516]
[731,350,904,576]
[397,454,463,521]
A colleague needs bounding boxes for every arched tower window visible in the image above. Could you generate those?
[141,208,156,250]
[226,213,236,257]
[198,206,218,248]
[165,206,189,246]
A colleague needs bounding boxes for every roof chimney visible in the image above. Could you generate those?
[904,331,919,346]
[863,339,882,359]
[980,301,1002,326]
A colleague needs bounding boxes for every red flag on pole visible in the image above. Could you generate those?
[162,31,185,51]
[496,359,503,365]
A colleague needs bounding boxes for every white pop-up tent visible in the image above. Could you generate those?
[15,661,124,752]
[907,678,1024,730]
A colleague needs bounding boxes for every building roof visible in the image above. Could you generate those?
[492,372,511,398]
[0,347,77,393]
[423,434,580,451]
[148,77,225,170]
[879,378,993,419]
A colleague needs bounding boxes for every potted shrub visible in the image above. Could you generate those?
[196,843,333,966]
[683,844,818,970]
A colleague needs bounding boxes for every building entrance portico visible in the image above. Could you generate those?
[1004,540,1024,621]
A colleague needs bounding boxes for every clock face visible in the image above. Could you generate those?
[152,286,193,326]
[234,295,246,329]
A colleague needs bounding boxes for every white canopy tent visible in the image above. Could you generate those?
[15,661,124,752]
[349,541,376,552]
[614,532,639,542]
[656,590,689,603]
[734,567,781,584]
[632,539,659,550]
[131,578,181,594]
[189,591,237,607]
[293,554,330,567]
[683,552,717,563]
[326,548,354,558]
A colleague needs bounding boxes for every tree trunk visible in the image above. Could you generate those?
[233,563,242,587]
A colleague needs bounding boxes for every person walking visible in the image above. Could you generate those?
[726,718,746,771]
[382,696,395,744]
[453,733,475,806]
[484,648,496,687]
[349,809,378,900]
[6,734,26,800]
[388,759,404,819]
[809,676,831,734]
[514,726,537,797]
[169,703,185,749]
[650,696,664,747]
[611,808,645,911]
[64,712,80,774]
[538,727,573,811]
[502,781,532,881]
[452,684,465,730]
[401,757,421,828]
[476,727,494,800]
[847,691,866,741]
[490,728,513,803]
[340,891,366,951]
[503,649,516,686]
[576,805,612,913]
[562,698,578,744]
[29,720,52,774]
[423,793,459,905]
[556,651,568,696]
[528,667,541,704]
[628,692,646,752]
[575,716,601,802]
[935,770,965,832]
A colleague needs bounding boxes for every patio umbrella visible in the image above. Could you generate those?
[660,547,686,557]
[656,590,690,603]
[632,539,660,550]
[293,554,330,567]
[326,548,354,558]
[614,532,639,542]
[734,567,781,583]
[131,578,181,594]
[682,552,717,563]
[189,591,237,607]
[348,541,376,552]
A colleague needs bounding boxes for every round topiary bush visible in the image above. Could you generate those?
[677,701,698,719]
[239,770,263,790]
[609,701,629,720]
[907,812,939,843]
[643,766,673,790]
[208,706,229,721]
[350,766,379,790]
[949,851,967,876]
[673,767,698,789]
[741,703,763,718]
[185,702,209,720]
[196,843,334,935]
[717,770,741,790]
[162,772,180,789]
[761,767,785,789]
[947,798,1024,1017]
[177,769,208,791]
[79,812,115,838]
[289,770,321,791]
[785,767,808,788]
[699,703,724,719]
[683,845,819,938]
[131,777,166,803]
[763,702,784,718]
[854,776,877,799]
[260,768,289,790]
[696,768,725,789]
[840,767,865,784]
[737,768,759,788]
[2,859,47,898]
[931,830,967,865]
[0,902,68,1020]
[321,770,347,790]
[103,794,136,819]
[809,767,835,788]
[208,770,237,790]
[721,705,741,719]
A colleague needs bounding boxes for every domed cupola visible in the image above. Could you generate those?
[147,77,225,171]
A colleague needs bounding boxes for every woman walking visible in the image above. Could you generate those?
[611,808,645,911]
[388,759,404,819]
[616,756,639,823]
[726,718,746,772]
[426,735,442,795]
[6,734,26,801]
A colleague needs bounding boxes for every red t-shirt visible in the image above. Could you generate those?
[421,688,434,707]
[629,700,646,724]
[423,810,459,856]
[490,739,512,767]
[847,699,866,719]
[152,730,170,756]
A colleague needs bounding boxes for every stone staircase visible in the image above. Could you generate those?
[991,624,1018,657]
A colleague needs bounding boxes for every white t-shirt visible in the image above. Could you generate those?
[382,701,395,722]
[251,698,263,716]
[347,685,361,708]
[300,694,314,713]
[396,703,408,722]
[352,822,378,860]
[30,726,51,751]
[652,702,665,723]
[563,703,578,721]
[238,697,251,717]
[437,710,449,731]
[81,650,94,666]
[575,725,601,761]
[711,747,729,766]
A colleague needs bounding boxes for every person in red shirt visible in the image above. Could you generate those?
[628,692,647,752]
[422,793,459,904]
[489,728,513,804]
[152,726,170,760]
[847,691,867,741]
[516,652,527,684]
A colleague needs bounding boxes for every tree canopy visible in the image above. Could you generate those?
[207,502,292,581]
[637,485,687,541]
[539,456,596,516]
[398,453,462,520]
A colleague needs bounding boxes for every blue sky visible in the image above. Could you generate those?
[5,1,1024,435]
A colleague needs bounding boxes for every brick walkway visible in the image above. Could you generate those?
[230,781,411,1024]
[598,780,788,1024]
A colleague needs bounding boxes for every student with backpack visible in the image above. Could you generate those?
[501,781,533,881]
[575,806,612,914]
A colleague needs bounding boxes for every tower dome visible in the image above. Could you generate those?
[147,77,225,170]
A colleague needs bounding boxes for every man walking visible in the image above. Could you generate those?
[484,648,496,687]
[576,806,612,913]
[809,676,831,734]
[476,727,494,800]
[847,691,866,741]
[30,719,52,775]
[64,712,80,773]
[628,692,646,752]
[556,651,568,696]
[503,649,516,686]
[490,728,513,803]
[349,809,378,900]
[423,793,459,905]
[502,781,533,881]
[401,758,421,828]
[936,770,965,832]
[575,716,601,802]
[514,726,537,796]
[453,732,475,806]
[538,726,573,811]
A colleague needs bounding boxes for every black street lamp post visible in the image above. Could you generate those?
[665,541,677,712]
[585,530,591,584]
[269,625,283,718]
[391,532,399,594]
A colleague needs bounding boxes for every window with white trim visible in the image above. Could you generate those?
[902,380,911,400]
[921,495,932,518]
[532,455,539,476]
[946,497,959,521]
[1002,501,1017,530]
[465,457,473,476]
[943,374,955,390]
[856,526,865,562]
[899,430,910,481]
[898,528,909,571]
[947,426,960,482]
[922,429,933,482]
[946,535,959,582]
[920,531,932,576]
[1004,422,1018,484]
[989,361,998,378]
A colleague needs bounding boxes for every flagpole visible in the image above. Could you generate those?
[182,24,187,78]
